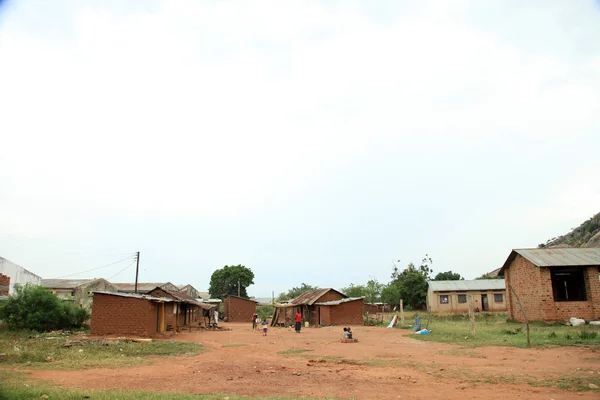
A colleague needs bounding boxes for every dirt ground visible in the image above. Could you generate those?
[28,323,600,400]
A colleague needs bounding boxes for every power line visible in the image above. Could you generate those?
[107,260,137,281]
[56,255,137,279]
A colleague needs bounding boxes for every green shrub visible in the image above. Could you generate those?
[0,285,90,332]
[256,305,274,320]
[578,330,598,340]
[548,332,557,339]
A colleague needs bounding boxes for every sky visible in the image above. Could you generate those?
[0,0,599,297]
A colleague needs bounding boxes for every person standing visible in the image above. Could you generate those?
[295,311,302,333]
[252,312,258,330]
[214,309,219,327]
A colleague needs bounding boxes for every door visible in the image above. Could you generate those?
[481,294,489,311]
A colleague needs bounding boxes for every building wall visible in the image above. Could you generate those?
[75,279,118,310]
[363,303,379,314]
[506,255,600,322]
[179,285,199,299]
[224,296,256,322]
[90,293,158,337]
[328,299,364,326]
[318,305,332,325]
[0,274,9,296]
[428,290,507,313]
[0,258,41,294]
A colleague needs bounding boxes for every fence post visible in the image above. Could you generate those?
[468,294,476,336]
[400,299,404,328]
[508,282,531,348]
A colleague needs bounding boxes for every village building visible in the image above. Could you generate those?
[41,278,117,309]
[0,256,41,294]
[223,295,257,322]
[500,248,600,322]
[427,280,507,313]
[177,284,199,299]
[149,287,215,328]
[271,288,364,327]
[113,282,179,294]
[363,302,392,314]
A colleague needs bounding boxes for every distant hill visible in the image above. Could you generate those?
[540,212,600,248]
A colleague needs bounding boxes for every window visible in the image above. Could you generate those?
[457,294,467,304]
[439,295,449,304]
[494,293,503,303]
[551,267,587,302]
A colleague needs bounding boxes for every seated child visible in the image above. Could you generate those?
[343,327,351,340]
[261,319,268,336]
[347,327,353,340]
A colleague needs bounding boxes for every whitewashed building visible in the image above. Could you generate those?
[0,256,42,294]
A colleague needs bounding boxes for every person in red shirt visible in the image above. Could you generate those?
[295,311,302,333]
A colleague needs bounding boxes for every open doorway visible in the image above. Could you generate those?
[481,294,489,311]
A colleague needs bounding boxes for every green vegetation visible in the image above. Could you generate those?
[256,304,274,319]
[381,255,433,309]
[276,283,319,302]
[0,372,327,400]
[0,329,203,370]
[208,264,255,300]
[277,347,314,356]
[341,279,383,303]
[432,271,463,281]
[222,343,246,348]
[0,285,89,332]
[540,212,600,248]
[392,311,600,348]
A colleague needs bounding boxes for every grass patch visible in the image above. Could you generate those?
[437,349,487,358]
[277,348,314,357]
[222,343,246,348]
[0,330,203,370]
[388,312,600,348]
[0,372,330,400]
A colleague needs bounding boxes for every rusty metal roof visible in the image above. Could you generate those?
[113,282,174,293]
[501,248,600,272]
[92,291,176,302]
[151,287,215,310]
[315,297,364,306]
[290,288,346,306]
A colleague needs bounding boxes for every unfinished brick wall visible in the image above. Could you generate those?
[328,299,364,326]
[506,255,600,322]
[363,303,379,314]
[0,274,10,296]
[224,296,256,323]
[90,293,157,337]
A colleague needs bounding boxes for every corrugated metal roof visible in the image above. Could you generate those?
[315,297,364,306]
[93,291,176,302]
[198,291,210,299]
[501,248,600,272]
[428,279,506,292]
[113,282,173,293]
[42,279,99,289]
[290,288,346,306]
[151,287,216,310]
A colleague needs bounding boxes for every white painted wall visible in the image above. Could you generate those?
[0,257,42,294]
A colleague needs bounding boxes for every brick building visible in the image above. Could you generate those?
[500,248,600,322]
[0,274,9,296]
[223,295,257,322]
[427,280,507,313]
[272,288,364,327]
[42,278,117,310]
[90,291,178,337]
[149,287,215,328]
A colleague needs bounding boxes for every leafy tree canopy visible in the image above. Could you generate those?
[209,265,255,299]
[433,271,463,281]
[341,279,383,303]
[381,255,433,309]
[0,285,89,332]
[277,283,318,302]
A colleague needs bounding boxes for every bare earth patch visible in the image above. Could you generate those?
[23,323,600,399]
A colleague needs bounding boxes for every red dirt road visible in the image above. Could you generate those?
[28,323,600,399]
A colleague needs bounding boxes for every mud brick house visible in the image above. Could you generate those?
[113,282,179,294]
[272,288,364,327]
[363,302,392,314]
[90,291,178,337]
[0,256,42,294]
[427,280,507,313]
[149,287,215,328]
[0,274,9,296]
[223,295,257,322]
[41,278,117,310]
[500,248,600,322]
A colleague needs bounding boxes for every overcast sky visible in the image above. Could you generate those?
[1,0,599,297]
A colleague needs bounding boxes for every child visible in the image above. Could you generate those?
[343,327,350,340]
[347,327,353,340]
[261,318,268,336]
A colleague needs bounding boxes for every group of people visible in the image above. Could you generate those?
[251,313,269,336]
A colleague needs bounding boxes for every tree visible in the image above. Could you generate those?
[433,271,463,281]
[0,285,89,332]
[341,283,367,299]
[209,265,255,299]
[381,255,433,309]
[277,283,319,302]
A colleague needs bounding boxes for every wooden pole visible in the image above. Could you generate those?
[400,299,404,328]
[425,305,431,330]
[134,251,140,294]
[508,282,531,348]
[468,294,476,336]
[238,280,240,297]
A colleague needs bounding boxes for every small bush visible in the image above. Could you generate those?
[578,330,598,340]
[565,334,573,340]
[0,285,90,332]
[548,332,557,339]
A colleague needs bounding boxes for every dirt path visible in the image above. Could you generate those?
[28,324,600,399]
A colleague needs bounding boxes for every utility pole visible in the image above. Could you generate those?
[237,279,240,297]
[134,251,140,294]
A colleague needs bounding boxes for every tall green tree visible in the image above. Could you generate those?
[209,265,255,299]
[277,283,318,301]
[381,255,433,309]
[433,271,463,281]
